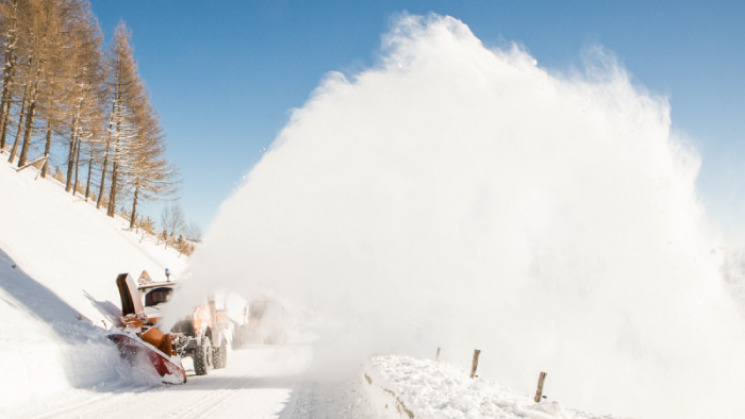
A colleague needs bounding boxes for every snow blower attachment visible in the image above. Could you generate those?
[108,273,187,384]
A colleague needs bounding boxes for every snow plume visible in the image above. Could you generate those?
[179,13,745,418]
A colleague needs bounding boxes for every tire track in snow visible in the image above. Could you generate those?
[25,384,149,419]
[28,393,120,419]
[3,346,373,418]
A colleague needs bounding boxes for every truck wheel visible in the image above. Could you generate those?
[213,340,227,369]
[194,336,213,375]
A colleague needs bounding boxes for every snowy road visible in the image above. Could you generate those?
[2,345,375,419]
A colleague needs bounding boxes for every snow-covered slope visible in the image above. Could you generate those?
[0,158,186,407]
[0,161,186,321]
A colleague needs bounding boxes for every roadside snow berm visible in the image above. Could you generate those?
[361,355,617,418]
[107,273,187,384]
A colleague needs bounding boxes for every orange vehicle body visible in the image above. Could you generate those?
[136,276,231,376]
[109,273,186,384]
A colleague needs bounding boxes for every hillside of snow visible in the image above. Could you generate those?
[0,157,186,407]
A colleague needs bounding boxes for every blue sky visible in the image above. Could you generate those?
[89,1,745,242]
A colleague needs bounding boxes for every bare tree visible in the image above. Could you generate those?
[99,22,144,217]
[63,1,104,186]
[83,115,105,200]
[125,101,179,229]
[15,0,58,168]
[6,80,27,162]
[184,221,202,242]
[0,2,181,238]
[161,203,185,239]
[3,0,87,170]
[0,0,20,152]
[2,0,38,163]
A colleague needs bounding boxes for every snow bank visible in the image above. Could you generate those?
[0,158,187,407]
[0,248,120,408]
[362,355,619,419]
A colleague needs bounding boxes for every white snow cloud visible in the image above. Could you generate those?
[178,13,745,418]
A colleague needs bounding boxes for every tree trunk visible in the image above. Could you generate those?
[73,138,81,194]
[18,62,41,168]
[7,84,28,163]
[41,81,56,178]
[0,66,14,151]
[18,86,36,167]
[107,99,122,218]
[96,138,109,209]
[107,96,122,217]
[65,132,76,191]
[0,0,18,151]
[129,187,139,230]
[107,152,118,217]
[0,99,10,151]
[41,114,52,178]
[66,89,84,190]
[99,85,118,209]
[84,148,93,200]
[17,98,36,168]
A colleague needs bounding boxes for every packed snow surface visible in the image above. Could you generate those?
[1,345,375,419]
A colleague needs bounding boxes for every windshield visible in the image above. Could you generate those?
[144,287,173,307]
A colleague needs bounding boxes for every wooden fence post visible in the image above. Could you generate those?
[436,347,441,361]
[534,371,547,402]
[470,349,481,378]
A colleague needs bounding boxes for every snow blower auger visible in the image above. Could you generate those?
[108,273,187,384]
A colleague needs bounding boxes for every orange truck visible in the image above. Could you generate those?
[95,271,233,382]
[136,273,231,375]
[105,273,187,384]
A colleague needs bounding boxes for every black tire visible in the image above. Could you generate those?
[193,336,212,376]
[213,339,227,369]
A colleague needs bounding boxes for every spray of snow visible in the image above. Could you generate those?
[175,14,745,418]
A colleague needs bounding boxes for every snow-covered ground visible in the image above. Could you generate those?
[0,157,186,407]
[1,344,373,419]
[0,158,374,417]
[363,356,618,419]
[0,156,623,418]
